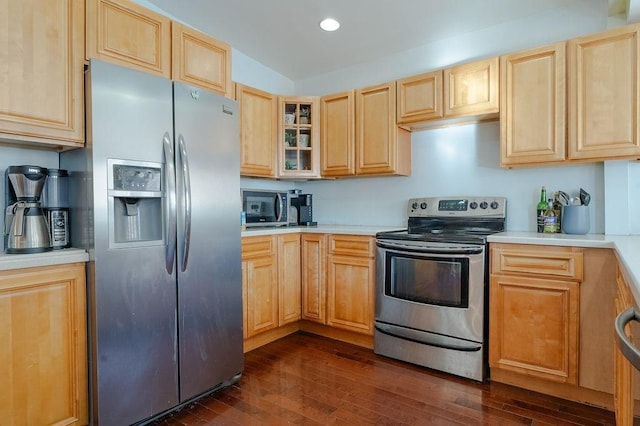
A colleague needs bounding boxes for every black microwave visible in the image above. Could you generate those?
[241,189,289,227]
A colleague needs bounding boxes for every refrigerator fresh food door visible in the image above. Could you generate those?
[173,82,243,401]
[87,60,179,426]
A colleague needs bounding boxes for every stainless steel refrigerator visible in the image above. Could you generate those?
[61,59,243,425]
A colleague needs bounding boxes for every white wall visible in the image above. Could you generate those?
[298,122,603,232]
[295,0,608,94]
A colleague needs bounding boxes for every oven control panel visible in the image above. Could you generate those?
[408,196,506,218]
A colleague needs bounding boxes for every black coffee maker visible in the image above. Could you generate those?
[290,193,316,226]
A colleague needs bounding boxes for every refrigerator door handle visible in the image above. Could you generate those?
[178,134,192,272]
[163,132,177,274]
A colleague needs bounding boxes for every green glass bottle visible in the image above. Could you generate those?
[536,186,547,233]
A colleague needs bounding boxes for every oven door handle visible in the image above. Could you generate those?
[376,240,483,255]
[375,322,482,352]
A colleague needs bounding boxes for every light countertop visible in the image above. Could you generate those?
[488,232,640,305]
[3,229,640,307]
[0,248,89,271]
[241,224,403,237]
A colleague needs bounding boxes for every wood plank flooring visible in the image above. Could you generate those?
[150,332,617,425]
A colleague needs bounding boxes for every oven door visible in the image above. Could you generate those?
[375,239,486,344]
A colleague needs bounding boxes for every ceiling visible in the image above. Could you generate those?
[144,0,630,81]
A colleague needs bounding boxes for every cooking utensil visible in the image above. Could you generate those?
[558,191,570,206]
[580,188,591,206]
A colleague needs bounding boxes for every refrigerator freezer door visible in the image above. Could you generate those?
[173,82,243,401]
[87,60,179,425]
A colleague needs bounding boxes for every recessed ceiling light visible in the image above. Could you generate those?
[320,18,340,32]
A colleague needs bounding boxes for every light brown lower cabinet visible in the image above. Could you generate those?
[614,262,640,424]
[326,234,375,335]
[490,243,624,411]
[0,263,87,425]
[242,232,376,351]
[301,233,327,323]
[242,235,278,339]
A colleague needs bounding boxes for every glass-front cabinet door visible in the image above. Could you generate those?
[278,96,320,178]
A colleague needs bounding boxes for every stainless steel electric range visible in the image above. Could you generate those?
[374,196,506,381]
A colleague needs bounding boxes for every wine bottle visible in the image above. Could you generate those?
[543,198,557,233]
[536,186,547,233]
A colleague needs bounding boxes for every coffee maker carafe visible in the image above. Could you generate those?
[4,165,52,253]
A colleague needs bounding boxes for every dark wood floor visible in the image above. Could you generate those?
[150,332,616,425]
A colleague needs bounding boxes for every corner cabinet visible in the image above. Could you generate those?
[278,234,301,325]
[237,84,278,177]
[356,82,411,176]
[278,96,321,178]
[0,263,88,425]
[0,0,85,149]
[500,42,567,167]
[301,233,327,323]
[568,24,640,161]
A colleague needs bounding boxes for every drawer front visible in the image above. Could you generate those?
[328,235,374,258]
[491,245,583,280]
[241,235,275,259]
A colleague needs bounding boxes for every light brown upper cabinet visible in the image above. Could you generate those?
[0,0,85,149]
[356,82,411,176]
[87,0,232,96]
[568,24,640,161]
[171,22,232,97]
[321,90,356,177]
[444,57,499,118]
[396,70,444,125]
[278,96,321,178]
[237,84,278,178]
[87,0,172,78]
[500,42,566,167]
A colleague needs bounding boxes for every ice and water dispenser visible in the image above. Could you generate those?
[107,159,163,247]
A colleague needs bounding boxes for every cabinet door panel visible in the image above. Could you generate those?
[356,83,397,175]
[301,234,327,323]
[321,91,356,177]
[397,70,444,123]
[172,22,231,97]
[569,24,640,160]
[327,255,374,335]
[87,0,171,77]
[490,275,579,384]
[245,256,278,337]
[501,43,566,166]
[444,57,499,118]
[0,0,84,146]
[237,84,277,177]
[0,264,87,425]
[278,234,301,325]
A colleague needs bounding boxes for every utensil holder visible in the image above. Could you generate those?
[562,205,590,234]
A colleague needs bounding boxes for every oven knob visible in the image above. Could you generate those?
[411,202,418,210]
[420,202,428,209]
[479,201,488,209]
[490,201,499,210]
[469,201,478,209]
